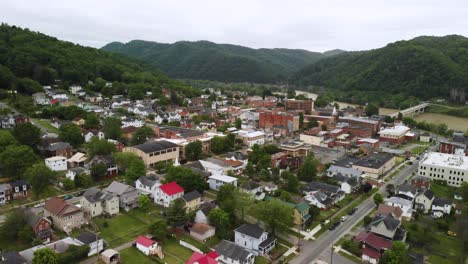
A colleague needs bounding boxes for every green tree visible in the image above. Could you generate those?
[91,163,107,181]
[216,184,236,214]
[103,117,122,140]
[211,136,227,154]
[165,198,187,227]
[148,219,168,242]
[235,118,242,129]
[139,195,150,211]
[165,166,208,193]
[113,152,146,183]
[74,173,93,188]
[0,210,31,242]
[131,126,154,145]
[380,241,409,264]
[366,103,379,116]
[185,140,202,161]
[297,156,318,182]
[281,171,300,193]
[62,178,75,191]
[208,208,232,239]
[12,123,41,148]
[252,199,294,236]
[84,113,100,129]
[60,124,84,147]
[0,130,17,152]
[25,163,56,198]
[373,193,384,205]
[0,145,38,179]
[86,138,116,157]
[299,112,304,129]
[33,248,58,264]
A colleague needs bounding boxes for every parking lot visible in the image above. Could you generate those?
[311,146,346,164]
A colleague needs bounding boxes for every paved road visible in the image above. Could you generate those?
[0,102,50,133]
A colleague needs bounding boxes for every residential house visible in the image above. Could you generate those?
[431,198,452,218]
[69,85,82,94]
[226,152,248,165]
[135,235,163,258]
[83,130,105,143]
[293,202,311,227]
[104,181,141,211]
[187,251,219,264]
[44,142,73,158]
[367,215,405,240]
[195,203,217,224]
[327,165,365,179]
[182,191,202,212]
[331,174,360,194]
[410,176,431,191]
[384,196,414,220]
[123,141,179,168]
[356,232,393,264]
[376,204,403,221]
[72,117,85,126]
[44,197,84,232]
[303,181,345,209]
[67,152,88,168]
[190,223,216,241]
[18,237,84,263]
[234,224,276,256]
[80,187,119,217]
[121,118,144,128]
[45,156,68,171]
[75,232,104,256]
[154,181,184,208]
[24,209,53,242]
[122,126,138,140]
[0,184,12,205]
[419,132,431,143]
[208,175,238,191]
[135,174,161,197]
[66,167,89,181]
[10,180,29,200]
[395,184,419,201]
[414,189,434,213]
[214,240,254,264]
[240,181,265,201]
[86,155,118,177]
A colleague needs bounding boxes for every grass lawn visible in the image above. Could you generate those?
[430,182,457,199]
[283,252,297,262]
[338,251,360,263]
[205,236,221,248]
[162,239,193,263]
[120,247,161,263]
[411,146,427,155]
[180,234,211,252]
[31,118,60,133]
[255,256,269,264]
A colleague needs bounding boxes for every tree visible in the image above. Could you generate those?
[232,189,254,221]
[60,124,84,147]
[114,152,146,183]
[33,248,58,264]
[91,163,107,181]
[62,178,75,191]
[165,166,208,193]
[208,208,232,239]
[281,171,300,193]
[148,219,168,242]
[252,199,294,236]
[139,195,150,211]
[25,163,56,198]
[263,144,279,155]
[297,156,318,182]
[74,173,93,188]
[131,126,154,145]
[0,130,17,152]
[84,113,99,129]
[299,112,304,129]
[366,103,379,116]
[380,241,409,264]
[211,136,227,154]
[217,184,236,213]
[103,117,122,140]
[235,118,242,129]
[165,198,187,227]
[459,182,468,202]
[58,245,90,264]
[185,140,202,161]
[86,138,116,157]
[12,123,41,148]
[373,193,384,205]
[0,210,31,242]
[0,145,37,179]
[321,124,328,131]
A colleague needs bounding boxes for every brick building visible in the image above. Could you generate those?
[259,111,299,132]
[338,117,382,137]
[284,99,314,112]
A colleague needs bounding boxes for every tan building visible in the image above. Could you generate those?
[123,140,179,168]
[352,153,396,179]
[279,140,312,157]
[80,187,120,217]
[182,191,202,212]
[44,197,84,233]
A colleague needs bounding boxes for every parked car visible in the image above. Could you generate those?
[63,195,73,200]
[348,207,358,215]
[329,222,340,230]
[340,216,348,222]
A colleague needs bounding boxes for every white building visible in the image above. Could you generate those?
[431,198,452,218]
[234,224,276,256]
[75,232,104,256]
[214,240,255,264]
[135,174,161,198]
[238,130,265,147]
[384,197,413,220]
[84,131,105,143]
[207,175,238,191]
[153,181,184,207]
[45,156,67,171]
[418,152,468,187]
[69,85,82,94]
[65,167,89,181]
[135,235,162,256]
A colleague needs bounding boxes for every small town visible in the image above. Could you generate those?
[0,2,467,264]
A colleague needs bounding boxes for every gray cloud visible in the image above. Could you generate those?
[1,0,467,51]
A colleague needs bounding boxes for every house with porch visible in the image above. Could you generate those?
[234,224,276,256]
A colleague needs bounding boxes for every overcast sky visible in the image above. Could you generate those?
[1,0,468,52]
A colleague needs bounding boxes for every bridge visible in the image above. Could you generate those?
[389,103,430,118]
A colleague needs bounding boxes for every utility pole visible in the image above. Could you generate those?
[330,242,333,264]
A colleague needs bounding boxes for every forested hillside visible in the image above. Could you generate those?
[293,35,468,108]
[102,40,337,83]
[0,24,198,99]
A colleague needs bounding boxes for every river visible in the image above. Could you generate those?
[333,101,468,131]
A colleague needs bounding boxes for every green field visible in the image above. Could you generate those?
[162,239,193,263]
[120,247,161,263]
[430,182,457,199]
[31,118,60,133]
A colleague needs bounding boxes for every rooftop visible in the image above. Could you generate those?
[208,174,237,183]
[132,140,178,154]
[420,152,468,170]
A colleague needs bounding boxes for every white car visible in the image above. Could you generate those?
[340,216,348,222]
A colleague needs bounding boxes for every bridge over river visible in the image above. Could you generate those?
[388,103,430,118]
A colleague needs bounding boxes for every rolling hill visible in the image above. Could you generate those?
[292,35,468,107]
[102,40,342,83]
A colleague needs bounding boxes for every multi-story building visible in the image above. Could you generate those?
[80,187,120,217]
[45,156,68,171]
[279,140,312,157]
[123,141,179,168]
[338,117,381,137]
[154,181,184,207]
[238,130,265,147]
[44,197,84,232]
[418,152,468,187]
[234,224,276,256]
[352,153,395,179]
[284,99,314,112]
[258,110,299,132]
[439,141,467,156]
[378,125,411,145]
[0,184,12,205]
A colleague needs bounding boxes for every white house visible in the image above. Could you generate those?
[195,203,216,224]
[121,118,144,128]
[431,198,452,218]
[238,130,265,147]
[69,85,82,94]
[45,156,67,171]
[208,175,238,191]
[65,167,89,181]
[214,240,255,264]
[234,224,276,256]
[75,232,104,256]
[52,93,69,100]
[414,189,434,213]
[154,182,184,207]
[385,197,413,220]
[135,235,162,256]
[135,174,161,198]
[84,131,105,143]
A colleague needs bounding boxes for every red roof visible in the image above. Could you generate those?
[135,235,155,248]
[362,246,382,260]
[364,232,393,250]
[160,181,184,196]
[186,251,218,264]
